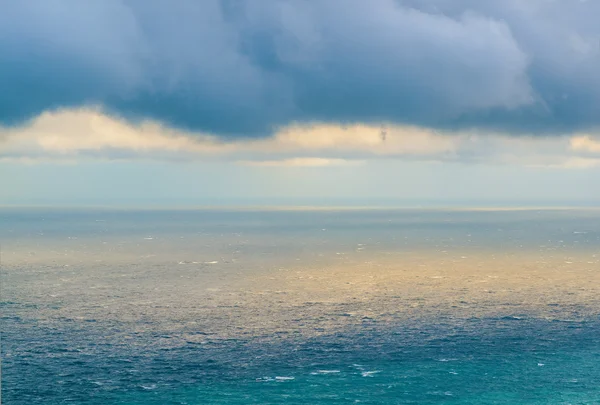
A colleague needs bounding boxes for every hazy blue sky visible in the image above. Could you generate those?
[1,0,599,206]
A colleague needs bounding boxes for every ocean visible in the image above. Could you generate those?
[1,207,599,404]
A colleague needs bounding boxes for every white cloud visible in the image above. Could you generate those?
[1,108,599,169]
[570,135,600,153]
[238,158,365,167]
[0,109,460,162]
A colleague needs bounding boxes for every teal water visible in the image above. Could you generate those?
[2,208,600,404]
[5,315,600,404]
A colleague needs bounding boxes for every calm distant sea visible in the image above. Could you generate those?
[2,207,600,404]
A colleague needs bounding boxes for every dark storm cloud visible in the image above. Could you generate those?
[1,0,599,136]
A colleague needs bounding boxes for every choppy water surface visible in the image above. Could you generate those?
[1,208,600,404]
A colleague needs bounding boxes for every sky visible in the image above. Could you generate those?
[1,0,600,207]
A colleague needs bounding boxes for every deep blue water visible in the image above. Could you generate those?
[4,314,600,404]
[2,208,600,404]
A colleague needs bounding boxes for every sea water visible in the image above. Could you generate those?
[1,208,599,404]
